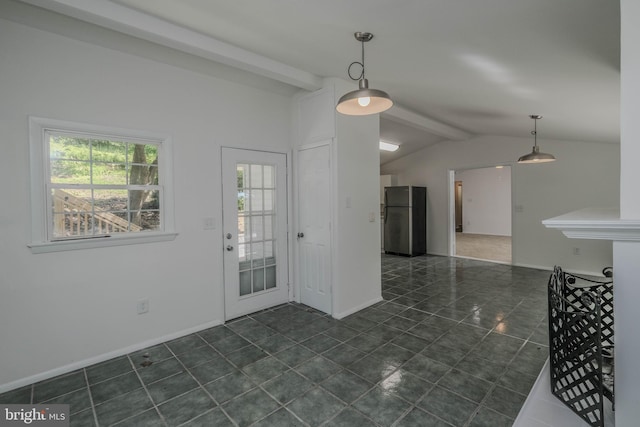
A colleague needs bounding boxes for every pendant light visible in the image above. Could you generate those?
[517,115,556,163]
[336,32,393,116]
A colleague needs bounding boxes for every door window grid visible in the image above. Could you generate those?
[237,163,277,297]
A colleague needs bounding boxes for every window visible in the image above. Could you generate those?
[236,163,278,295]
[29,117,176,253]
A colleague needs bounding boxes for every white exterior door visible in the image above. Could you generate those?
[222,148,289,320]
[297,143,332,314]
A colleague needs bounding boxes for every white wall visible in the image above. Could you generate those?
[293,79,382,319]
[0,16,292,390]
[333,78,382,317]
[614,0,640,423]
[456,166,511,236]
[381,135,619,274]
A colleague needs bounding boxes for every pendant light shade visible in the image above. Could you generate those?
[517,115,556,164]
[336,32,393,116]
[336,79,393,115]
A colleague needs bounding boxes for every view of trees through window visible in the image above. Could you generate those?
[48,133,161,238]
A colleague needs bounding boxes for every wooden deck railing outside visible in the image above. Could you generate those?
[53,188,142,236]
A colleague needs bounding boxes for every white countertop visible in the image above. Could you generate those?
[542,207,640,241]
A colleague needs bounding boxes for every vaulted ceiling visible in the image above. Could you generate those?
[21,0,620,164]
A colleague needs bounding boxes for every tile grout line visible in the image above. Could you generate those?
[221,311,308,427]
[82,368,100,427]
[165,338,241,427]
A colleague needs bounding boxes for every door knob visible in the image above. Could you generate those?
[226,233,232,239]
[297,232,304,238]
[226,245,234,251]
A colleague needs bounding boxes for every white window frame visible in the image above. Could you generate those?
[28,117,177,253]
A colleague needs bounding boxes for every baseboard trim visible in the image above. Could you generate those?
[0,319,223,394]
[453,254,512,265]
[332,296,383,320]
[512,262,552,271]
[514,262,606,278]
[427,251,449,257]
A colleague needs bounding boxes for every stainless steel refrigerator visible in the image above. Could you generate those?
[383,186,427,256]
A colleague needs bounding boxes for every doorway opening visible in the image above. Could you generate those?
[450,166,512,264]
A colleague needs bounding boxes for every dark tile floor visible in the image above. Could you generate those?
[0,255,551,426]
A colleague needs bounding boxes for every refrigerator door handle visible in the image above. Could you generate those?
[384,206,388,224]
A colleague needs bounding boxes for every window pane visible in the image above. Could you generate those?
[238,216,248,243]
[93,139,126,162]
[238,243,249,263]
[52,213,93,238]
[142,210,162,231]
[265,242,276,266]
[128,189,160,230]
[94,189,127,211]
[237,191,247,213]
[128,164,159,186]
[93,161,127,185]
[251,216,263,241]
[237,164,248,190]
[239,271,251,296]
[50,159,91,184]
[251,242,264,267]
[127,164,158,186]
[128,143,159,165]
[264,165,275,189]
[263,190,274,212]
[138,210,160,231]
[92,140,127,186]
[51,138,125,185]
[51,188,93,238]
[128,143,159,188]
[93,189,129,233]
[264,215,274,240]
[49,135,91,161]
[252,268,265,292]
[266,266,276,289]
[250,164,262,188]
[52,188,92,212]
[251,190,263,212]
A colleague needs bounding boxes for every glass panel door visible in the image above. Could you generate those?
[222,148,288,320]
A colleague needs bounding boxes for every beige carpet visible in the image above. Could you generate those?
[455,232,512,264]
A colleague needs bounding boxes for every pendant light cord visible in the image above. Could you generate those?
[347,39,366,81]
[532,118,538,147]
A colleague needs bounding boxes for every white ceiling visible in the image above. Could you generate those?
[23,0,620,165]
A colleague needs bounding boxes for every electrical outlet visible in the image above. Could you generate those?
[137,298,149,314]
[573,247,581,256]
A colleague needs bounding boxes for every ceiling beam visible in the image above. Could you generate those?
[19,0,323,91]
[383,105,471,141]
[18,0,473,141]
